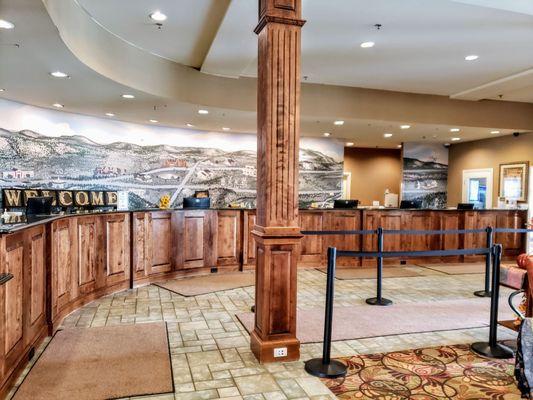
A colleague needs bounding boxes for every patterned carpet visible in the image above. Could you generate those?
[323,344,521,399]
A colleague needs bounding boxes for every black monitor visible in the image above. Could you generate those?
[333,200,359,209]
[400,200,421,209]
[26,196,53,216]
[183,197,210,209]
[457,203,475,210]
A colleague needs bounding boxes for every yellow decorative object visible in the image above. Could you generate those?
[158,194,171,209]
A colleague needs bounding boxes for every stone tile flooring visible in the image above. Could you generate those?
[7,267,518,400]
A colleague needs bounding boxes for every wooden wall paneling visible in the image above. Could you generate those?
[439,211,463,262]
[242,211,257,270]
[496,211,526,257]
[1,233,24,383]
[464,211,497,262]
[298,211,325,266]
[103,213,131,287]
[323,211,361,267]
[217,210,242,268]
[147,212,172,274]
[23,226,46,346]
[132,212,148,281]
[378,211,403,265]
[75,216,100,295]
[50,218,75,321]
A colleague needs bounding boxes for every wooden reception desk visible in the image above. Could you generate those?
[0,207,528,395]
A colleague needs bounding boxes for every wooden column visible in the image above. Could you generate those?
[251,0,305,363]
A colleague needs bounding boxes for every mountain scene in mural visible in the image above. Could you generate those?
[0,129,342,208]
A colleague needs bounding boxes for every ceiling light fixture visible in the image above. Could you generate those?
[465,55,479,61]
[222,127,230,131]
[451,137,461,141]
[50,71,69,78]
[491,130,500,134]
[450,128,460,132]
[360,41,375,48]
[149,119,158,123]
[0,19,14,29]
[186,123,194,127]
[53,103,64,108]
[334,120,344,126]
[323,132,331,137]
[383,133,393,138]
[121,94,135,99]
[149,11,167,22]
[400,125,411,130]
[198,109,209,114]
[345,142,354,147]
[0,88,5,92]
[397,144,402,148]
[105,113,115,117]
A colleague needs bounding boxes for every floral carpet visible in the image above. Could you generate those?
[323,344,521,399]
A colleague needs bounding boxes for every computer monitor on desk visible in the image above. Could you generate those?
[457,203,475,210]
[26,196,53,221]
[400,200,421,209]
[333,200,359,209]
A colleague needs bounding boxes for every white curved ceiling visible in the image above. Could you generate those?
[0,0,533,147]
[79,0,533,100]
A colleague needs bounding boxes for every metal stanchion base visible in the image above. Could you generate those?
[471,342,514,359]
[474,290,491,298]
[304,358,347,379]
[365,297,393,306]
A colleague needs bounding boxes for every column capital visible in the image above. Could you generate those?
[255,0,305,34]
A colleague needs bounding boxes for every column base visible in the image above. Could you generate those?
[251,330,300,363]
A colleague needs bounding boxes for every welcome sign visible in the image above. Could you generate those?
[2,189,118,208]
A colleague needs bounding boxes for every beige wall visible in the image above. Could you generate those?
[344,147,402,206]
[447,132,533,206]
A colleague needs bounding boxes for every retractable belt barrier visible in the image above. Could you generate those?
[304,227,533,379]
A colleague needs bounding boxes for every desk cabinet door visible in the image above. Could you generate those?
[23,226,46,346]
[217,211,241,268]
[176,210,217,270]
[1,233,24,382]
[104,214,131,287]
[147,212,172,274]
[51,219,75,320]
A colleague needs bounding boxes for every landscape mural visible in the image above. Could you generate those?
[0,99,343,209]
[402,142,448,209]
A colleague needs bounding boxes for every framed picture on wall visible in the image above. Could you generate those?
[499,161,529,202]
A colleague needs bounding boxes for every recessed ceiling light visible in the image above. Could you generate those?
[451,137,461,141]
[397,144,402,148]
[149,119,158,123]
[345,142,354,147]
[383,133,393,138]
[198,109,209,115]
[450,128,460,132]
[149,11,167,22]
[360,41,375,48]
[50,71,69,78]
[0,19,14,29]
[491,130,500,134]
[53,103,64,108]
[222,127,230,131]
[105,113,115,117]
[0,88,5,92]
[323,132,331,137]
[121,94,135,99]
[186,123,194,127]
[465,55,479,61]
[334,120,344,126]
[400,125,411,130]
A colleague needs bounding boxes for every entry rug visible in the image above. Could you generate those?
[155,271,254,296]
[236,298,515,343]
[322,344,520,399]
[418,262,486,275]
[316,265,437,280]
[13,323,173,400]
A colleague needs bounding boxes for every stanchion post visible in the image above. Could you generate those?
[474,226,493,297]
[366,227,393,306]
[305,247,347,378]
[471,244,514,359]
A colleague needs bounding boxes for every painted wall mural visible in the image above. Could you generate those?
[402,143,449,209]
[0,99,343,209]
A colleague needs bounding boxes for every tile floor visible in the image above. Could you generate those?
[7,266,518,400]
